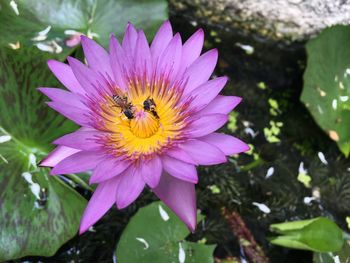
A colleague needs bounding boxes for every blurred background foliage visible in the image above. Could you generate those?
[1,0,350,262]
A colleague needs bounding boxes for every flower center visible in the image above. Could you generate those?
[130,106,160,138]
[97,79,191,160]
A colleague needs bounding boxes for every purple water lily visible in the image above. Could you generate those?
[39,21,249,234]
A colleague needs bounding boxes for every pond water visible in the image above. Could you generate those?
[23,9,350,263]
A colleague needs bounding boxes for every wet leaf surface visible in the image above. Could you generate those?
[301,25,350,157]
[116,201,215,263]
[0,47,86,261]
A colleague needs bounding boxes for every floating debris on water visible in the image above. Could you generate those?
[297,162,311,188]
[235,42,254,55]
[339,81,345,90]
[268,98,280,116]
[318,152,328,165]
[35,40,63,54]
[264,121,283,143]
[252,202,271,214]
[32,26,52,41]
[227,112,238,132]
[257,82,267,90]
[328,130,339,141]
[317,87,326,97]
[135,237,149,250]
[303,196,316,205]
[244,127,259,138]
[8,41,20,49]
[265,167,274,179]
[208,184,221,194]
[189,20,198,27]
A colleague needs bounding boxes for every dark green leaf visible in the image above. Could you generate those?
[313,242,350,263]
[301,25,350,157]
[0,0,168,54]
[116,201,215,263]
[0,47,86,261]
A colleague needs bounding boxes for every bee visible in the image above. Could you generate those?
[112,95,134,119]
[143,97,159,119]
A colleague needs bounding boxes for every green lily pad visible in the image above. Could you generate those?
[270,217,344,253]
[313,241,350,263]
[0,47,86,261]
[116,201,216,263]
[301,25,350,157]
[0,0,168,53]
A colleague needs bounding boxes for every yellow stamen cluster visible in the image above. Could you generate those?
[100,79,187,159]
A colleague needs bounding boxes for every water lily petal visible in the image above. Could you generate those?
[166,147,197,165]
[135,30,152,80]
[187,114,228,138]
[151,20,173,64]
[53,129,101,151]
[38,87,87,109]
[67,56,103,96]
[157,33,182,81]
[109,35,128,91]
[47,60,85,95]
[139,156,162,188]
[116,166,145,209]
[90,158,130,184]
[79,177,120,234]
[51,151,102,175]
[40,146,80,167]
[162,156,198,183]
[199,96,242,116]
[183,49,218,95]
[179,139,227,165]
[182,28,204,69]
[122,22,138,58]
[153,172,197,232]
[81,35,113,78]
[200,133,250,155]
[46,101,90,127]
[188,76,228,111]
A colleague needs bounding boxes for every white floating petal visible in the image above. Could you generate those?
[135,237,149,250]
[38,26,52,36]
[265,167,274,179]
[178,243,186,263]
[0,135,11,143]
[22,172,34,184]
[318,152,328,165]
[158,205,170,221]
[10,0,19,15]
[29,153,37,168]
[340,96,349,102]
[332,99,337,110]
[303,196,316,205]
[298,162,307,174]
[252,202,271,214]
[30,183,41,199]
